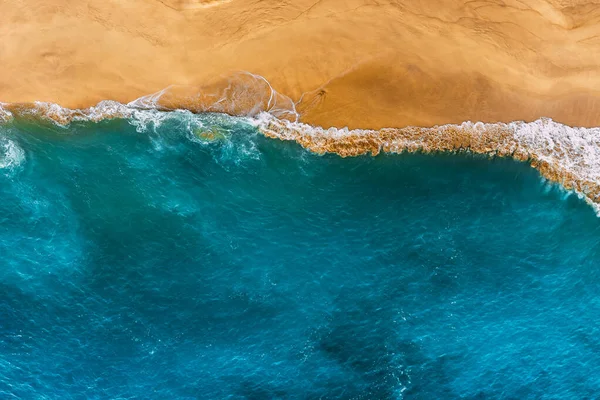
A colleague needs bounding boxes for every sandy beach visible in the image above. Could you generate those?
[2,0,600,129]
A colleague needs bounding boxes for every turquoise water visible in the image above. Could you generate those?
[1,111,600,399]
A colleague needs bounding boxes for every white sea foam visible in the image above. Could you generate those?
[0,103,13,123]
[0,138,25,171]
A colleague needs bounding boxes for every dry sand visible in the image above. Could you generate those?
[2,0,600,129]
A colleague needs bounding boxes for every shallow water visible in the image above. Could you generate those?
[1,112,600,399]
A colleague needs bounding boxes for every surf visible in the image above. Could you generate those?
[2,72,600,213]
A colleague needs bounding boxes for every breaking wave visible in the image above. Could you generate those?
[255,115,600,212]
[0,137,25,172]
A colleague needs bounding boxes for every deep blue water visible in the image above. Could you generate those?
[1,112,600,399]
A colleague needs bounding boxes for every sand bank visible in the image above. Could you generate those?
[3,0,600,129]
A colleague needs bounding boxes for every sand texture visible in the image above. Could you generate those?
[2,0,600,129]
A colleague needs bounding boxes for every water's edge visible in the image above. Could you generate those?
[1,97,599,214]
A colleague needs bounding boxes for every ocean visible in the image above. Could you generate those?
[1,110,600,399]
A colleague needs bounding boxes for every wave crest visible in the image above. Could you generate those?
[255,114,600,212]
[0,138,25,172]
[2,100,134,125]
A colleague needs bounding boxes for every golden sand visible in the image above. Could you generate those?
[3,0,600,129]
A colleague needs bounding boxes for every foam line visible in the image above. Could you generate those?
[254,113,600,213]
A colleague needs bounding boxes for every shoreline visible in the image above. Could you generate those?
[1,98,600,214]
